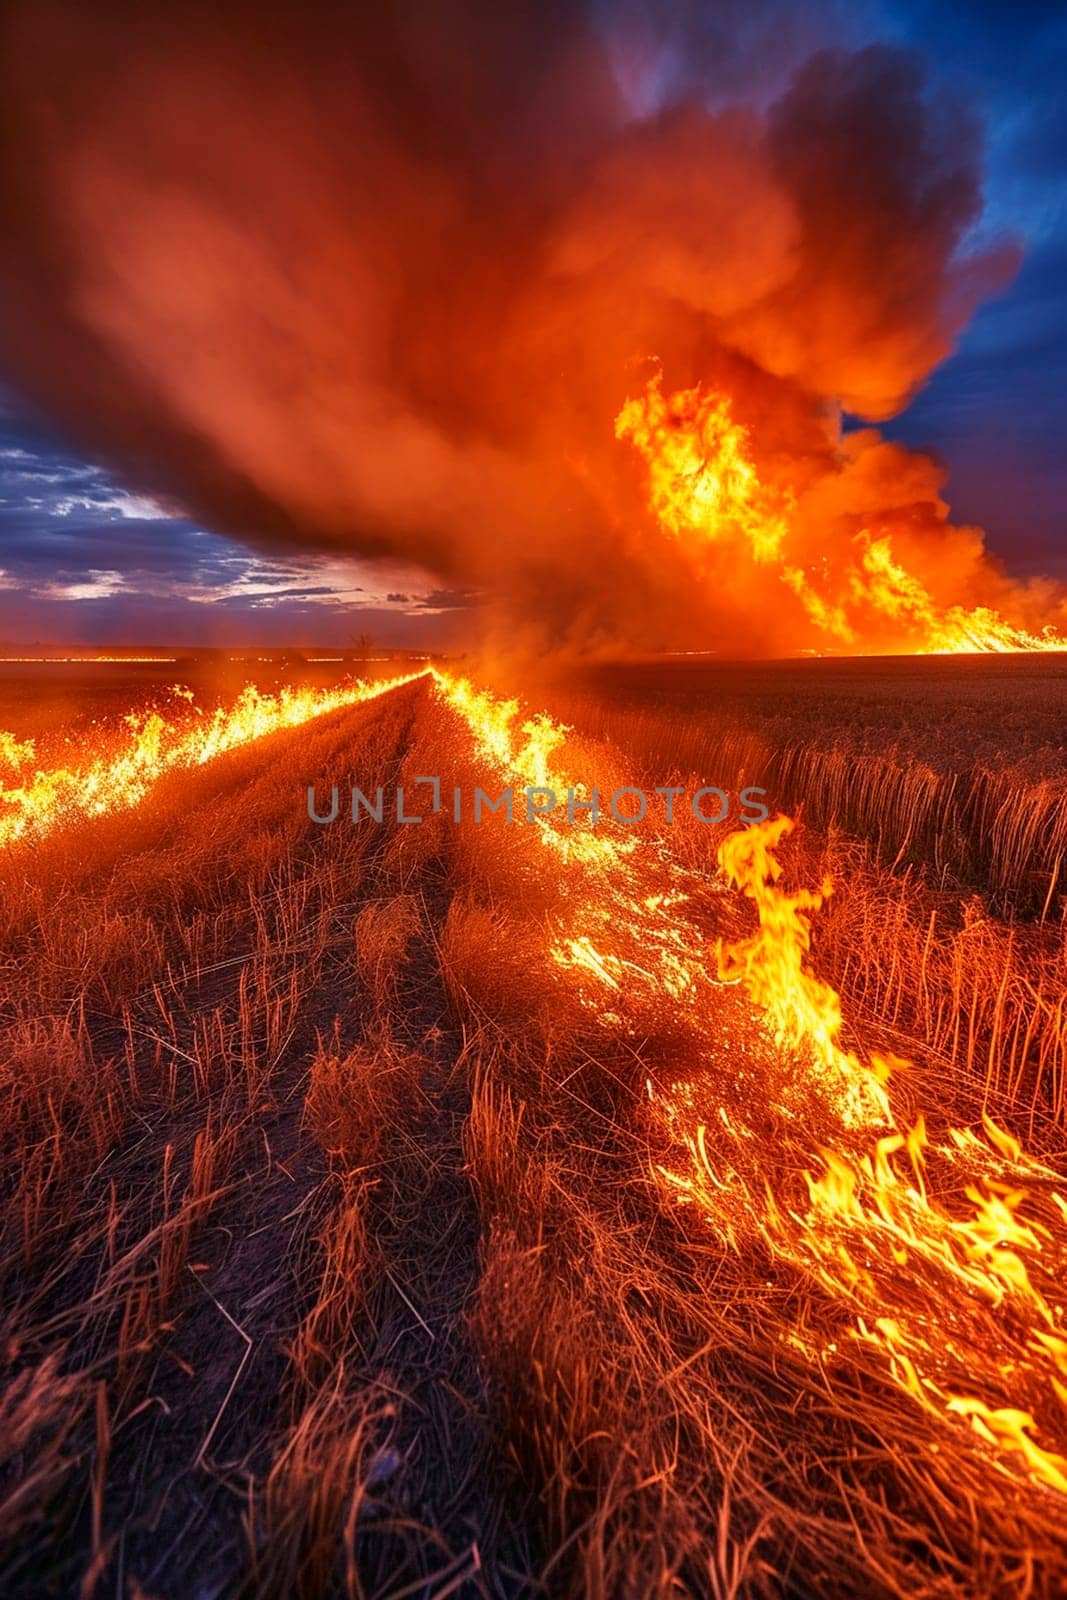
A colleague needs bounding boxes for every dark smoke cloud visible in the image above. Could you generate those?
[0,0,1023,654]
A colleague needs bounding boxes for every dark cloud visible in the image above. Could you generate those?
[419,588,479,610]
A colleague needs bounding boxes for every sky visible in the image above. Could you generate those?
[876,0,1067,579]
[0,400,477,650]
[0,0,1063,648]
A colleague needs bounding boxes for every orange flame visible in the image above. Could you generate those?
[617,373,1066,655]
[0,670,429,848]
[693,814,1067,1493]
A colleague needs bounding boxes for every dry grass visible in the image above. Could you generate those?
[1,664,1066,1597]
[543,664,1067,915]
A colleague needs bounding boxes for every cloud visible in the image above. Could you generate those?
[418,588,480,610]
[37,568,128,601]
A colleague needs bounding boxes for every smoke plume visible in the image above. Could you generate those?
[0,0,1052,654]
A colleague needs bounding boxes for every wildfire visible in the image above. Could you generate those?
[6,662,1067,1504]
[617,373,1066,655]
[430,670,1067,1501]
[0,670,429,847]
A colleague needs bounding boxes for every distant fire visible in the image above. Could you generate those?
[0,670,428,847]
[617,374,1065,654]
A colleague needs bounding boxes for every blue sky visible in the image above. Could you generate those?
[0,0,1063,644]
[875,0,1067,576]
[0,400,476,647]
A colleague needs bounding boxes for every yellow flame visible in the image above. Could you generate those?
[615,374,788,564]
[855,534,1064,654]
[0,670,429,847]
[616,373,1066,654]
[717,814,891,1124]
[945,1398,1067,1493]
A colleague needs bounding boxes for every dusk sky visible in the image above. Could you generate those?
[0,0,1063,648]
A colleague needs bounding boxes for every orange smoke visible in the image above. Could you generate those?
[0,5,1060,655]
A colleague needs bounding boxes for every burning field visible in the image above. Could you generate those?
[2,0,1067,1595]
[1,652,1067,1598]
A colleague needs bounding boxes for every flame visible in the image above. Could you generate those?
[614,374,789,564]
[945,1399,1067,1493]
[430,673,1067,1500]
[854,533,1065,654]
[0,730,36,773]
[617,373,1066,655]
[685,814,1067,1494]
[7,661,1067,1505]
[717,815,892,1124]
[429,675,567,790]
[0,670,429,848]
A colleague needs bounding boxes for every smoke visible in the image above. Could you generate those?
[0,0,1046,654]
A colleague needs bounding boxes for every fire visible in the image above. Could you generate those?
[854,532,1064,654]
[683,814,1067,1496]
[946,1399,1067,1494]
[717,815,892,1125]
[0,670,429,847]
[429,674,566,790]
[6,662,1067,1505]
[614,374,788,565]
[617,373,1066,655]
[431,672,1067,1499]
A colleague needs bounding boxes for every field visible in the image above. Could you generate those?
[2,657,1067,1599]
[538,655,1067,905]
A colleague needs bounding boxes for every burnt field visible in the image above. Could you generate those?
[2,662,1067,1599]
